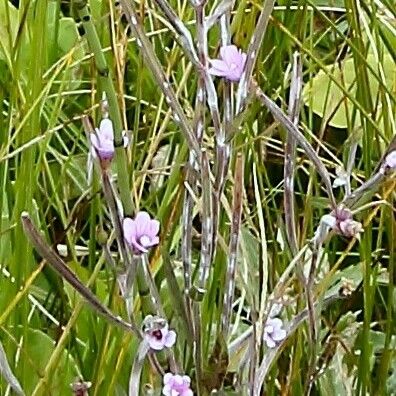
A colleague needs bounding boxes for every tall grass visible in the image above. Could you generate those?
[0,0,395,395]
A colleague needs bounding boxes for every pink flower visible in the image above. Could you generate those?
[123,211,160,254]
[143,315,176,351]
[338,218,363,238]
[208,45,247,82]
[327,206,363,239]
[90,118,115,161]
[263,317,287,348]
[162,373,193,396]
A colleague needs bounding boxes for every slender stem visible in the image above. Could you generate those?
[152,0,200,67]
[21,212,140,335]
[119,0,201,160]
[181,0,207,294]
[0,341,24,396]
[181,171,194,295]
[128,342,150,396]
[304,247,320,393]
[254,293,346,394]
[235,0,275,113]
[76,3,133,215]
[141,255,165,317]
[212,5,233,259]
[221,153,244,336]
[102,171,131,268]
[284,52,302,256]
[342,170,386,209]
[192,302,204,395]
[197,151,213,289]
[254,84,336,208]
[205,0,234,30]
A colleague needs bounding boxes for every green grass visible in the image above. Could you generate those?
[0,0,395,395]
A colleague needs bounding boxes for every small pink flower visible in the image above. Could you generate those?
[263,317,287,348]
[208,45,247,82]
[123,211,160,254]
[143,315,176,351]
[162,373,193,396]
[339,219,363,238]
[328,206,363,239]
[90,118,115,161]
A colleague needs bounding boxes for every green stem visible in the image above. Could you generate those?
[76,1,133,216]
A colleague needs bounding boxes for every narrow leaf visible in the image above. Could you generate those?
[255,86,336,208]
[21,212,139,336]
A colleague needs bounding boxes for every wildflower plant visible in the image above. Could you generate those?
[1,0,395,395]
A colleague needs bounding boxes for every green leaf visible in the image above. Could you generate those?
[23,329,79,394]
[303,53,395,128]
[0,1,18,61]
[58,18,84,58]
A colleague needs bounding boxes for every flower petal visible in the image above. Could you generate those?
[162,384,172,396]
[267,317,283,329]
[182,375,191,385]
[131,239,148,254]
[385,150,396,169]
[321,214,337,229]
[147,335,165,350]
[146,236,159,247]
[148,219,160,238]
[272,328,287,341]
[164,330,177,348]
[99,118,114,140]
[264,335,276,348]
[226,70,243,82]
[208,66,230,77]
[134,211,152,234]
[220,45,240,65]
[209,59,231,73]
[173,375,184,386]
[163,373,173,385]
[123,218,136,245]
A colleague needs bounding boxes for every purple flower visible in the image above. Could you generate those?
[384,150,396,170]
[263,317,286,348]
[327,206,363,239]
[208,45,247,82]
[143,315,176,351]
[123,211,160,254]
[90,118,115,161]
[162,373,193,396]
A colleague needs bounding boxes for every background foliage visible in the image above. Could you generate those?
[0,0,395,394]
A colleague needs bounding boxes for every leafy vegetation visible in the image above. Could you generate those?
[0,0,395,395]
